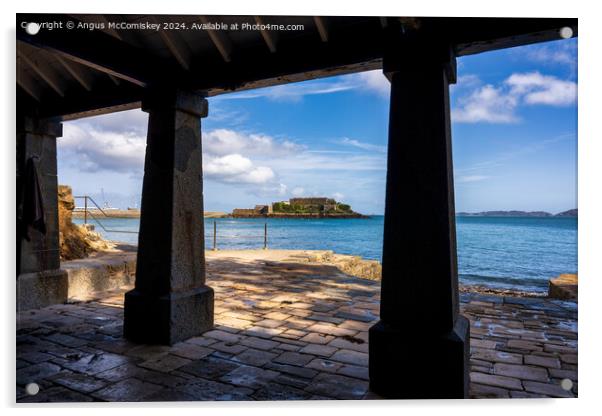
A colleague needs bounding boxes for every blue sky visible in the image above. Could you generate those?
[57,37,577,215]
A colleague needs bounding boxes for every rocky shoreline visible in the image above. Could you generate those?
[271,250,556,300]
[458,284,547,299]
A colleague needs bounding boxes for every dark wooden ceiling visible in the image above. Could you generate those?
[16,14,577,120]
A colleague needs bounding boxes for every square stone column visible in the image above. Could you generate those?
[17,116,68,310]
[124,88,214,345]
[368,33,470,398]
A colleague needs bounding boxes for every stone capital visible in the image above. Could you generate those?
[381,26,457,84]
[18,116,63,138]
[141,87,208,118]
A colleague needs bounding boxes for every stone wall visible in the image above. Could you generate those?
[232,208,261,217]
[289,197,335,206]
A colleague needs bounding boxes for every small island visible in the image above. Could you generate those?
[231,197,368,218]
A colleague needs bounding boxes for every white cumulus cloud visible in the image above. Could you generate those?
[203,129,303,157]
[453,84,519,123]
[353,70,390,97]
[60,123,146,173]
[203,154,275,184]
[505,72,577,106]
[452,72,576,124]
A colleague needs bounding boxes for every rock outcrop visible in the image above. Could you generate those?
[548,273,578,300]
[284,250,382,281]
[58,185,113,260]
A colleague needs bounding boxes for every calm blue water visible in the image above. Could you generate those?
[73,215,577,292]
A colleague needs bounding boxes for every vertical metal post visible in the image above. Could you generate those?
[264,222,268,250]
[84,196,88,225]
[213,220,217,251]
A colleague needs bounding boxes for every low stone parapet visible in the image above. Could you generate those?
[62,245,137,301]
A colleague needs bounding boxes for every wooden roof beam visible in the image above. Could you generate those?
[17,15,168,87]
[199,16,233,62]
[107,74,121,85]
[17,69,42,101]
[55,54,93,91]
[254,16,278,53]
[313,17,329,42]
[48,48,146,87]
[154,20,192,70]
[96,15,123,40]
[17,49,65,97]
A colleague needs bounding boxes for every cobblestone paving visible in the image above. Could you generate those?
[16,255,577,402]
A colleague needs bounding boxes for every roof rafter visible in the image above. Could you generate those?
[17,49,65,97]
[254,16,278,53]
[16,14,178,87]
[17,68,42,101]
[55,54,93,91]
[313,17,329,42]
[153,19,192,70]
[107,74,121,85]
[199,16,233,62]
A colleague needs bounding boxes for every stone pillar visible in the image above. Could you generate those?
[368,37,470,398]
[124,88,214,345]
[17,116,68,310]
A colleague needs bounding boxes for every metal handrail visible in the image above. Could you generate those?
[72,198,269,245]
[73,195,139,234]
[74,195,114,217]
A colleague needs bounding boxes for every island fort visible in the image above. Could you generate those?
[231,197,367,218]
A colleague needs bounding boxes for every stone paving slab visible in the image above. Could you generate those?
[16,250,578,401]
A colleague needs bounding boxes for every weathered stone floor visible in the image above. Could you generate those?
[16,250,577,402]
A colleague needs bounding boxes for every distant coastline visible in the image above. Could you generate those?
[73,208,577,220]
[457,209,577,218]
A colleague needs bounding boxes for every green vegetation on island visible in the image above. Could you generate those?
[272,199,352,215]
[232,197,366,218]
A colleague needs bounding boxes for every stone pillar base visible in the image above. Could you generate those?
[17,269,68,311]
[123,285,214,345]
[368,315,470,399]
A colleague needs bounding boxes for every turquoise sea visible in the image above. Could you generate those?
[74,215,577,293]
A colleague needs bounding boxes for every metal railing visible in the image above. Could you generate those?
[71,199,269,248]
[211,220,268,251]
[73,195,139,234]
